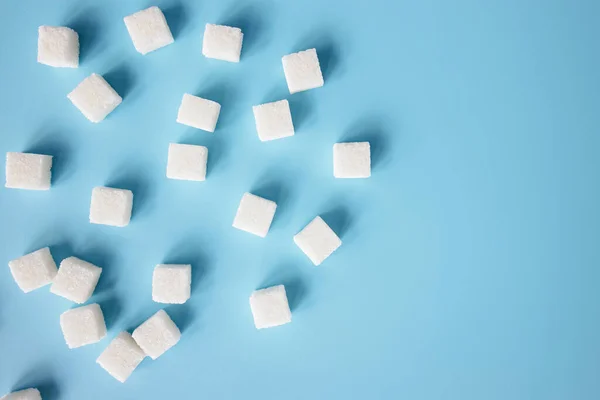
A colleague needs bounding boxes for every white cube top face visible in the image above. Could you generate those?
[152,264,192,304]
[132,309,181,360]
[89,186,133,227]
[67,73,122,123]
[232,193,277,238]
[37,26,79,68]
[294,216,342,266]
[202,23,243,63]
[60,303,107,348]
[96,332,146,383]
[50,257,102,304]
[5,152,52,190]
[252,100,295,142]
[249,285,292,329]
[166,143,208,181]
[282,48,324,94]
[8,247,57,293]
[124,6,174,55]
[176,93,221,132]
[333,142,371,179]
[1,388,42,400]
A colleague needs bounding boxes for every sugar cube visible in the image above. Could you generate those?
[0,388,41,400]
[60,303,107,348]
[37,26,79,68]
[249,285,292,329]
[282,48,324,94]
[166,143,208,181]
[89,186,133,227]
[334,142,371,178]
[96,332,146,383]
[8,247,57,293]
[5,152,52,190]
[152,264,191,304]
[252,100,294,141]
[67,73,122,123]
[132,309,181,360]
[176,93,221,132]
[50,257,102,303]
[202,24,243,63]
[232,193,277,238]
[294,216,342,266]
[124,6,174,55]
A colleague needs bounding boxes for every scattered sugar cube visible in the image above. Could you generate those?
[166,143,208,181]
[152,264,191,304]
[132,309,181,360]
[5,152,52,190]
[282,48,324,94]
[202,24,243,62]
[252,100,294,142]
[60,303,107,348]
[176,93,221,132]
[0,388,41,400]
[96,332,146,383]
[50,257,102,304]
[249,285,292,329]
[232,193,277,238]
[294,216,342,266]
[89,186,133,227]
[67,73,122,123]
[8,247,57,293]
[333,142,371,178]
[37,26,79,68]
[124,6,174,55]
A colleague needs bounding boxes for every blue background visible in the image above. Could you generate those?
[1,0,599,399]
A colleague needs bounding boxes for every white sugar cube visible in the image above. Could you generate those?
[202,23,243,63]
[67,73,122,123]
[294,216,342,266]
[132,309,181,360]
[96,332,146,383]
[0,388,41,400]
[176,93,221,132]
[124,6,174,55]
[249,285,292,329]
[8,247,57,293]
[252,100,294,142]
[50,257,102,303]
[333,142,371,178]
[89,186,133,227]
[232,193,277,238]
[282,48,324,94]
[5,152,52,190]
[37,26,79,68]
[152,264,191,304]
[166,143,208,181]
[60,303,107,348]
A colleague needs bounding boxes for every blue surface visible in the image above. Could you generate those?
[1,0,599,399]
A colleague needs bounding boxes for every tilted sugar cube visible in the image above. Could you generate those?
[333,142,371,178]
[0,388,42,400]
[37,26,79,68]
[124,6,174,55]
[166,143,208,181]
[252,100,294,142]
[60,303,107,348]
[249,285,292,329]
[202,23,243,62]
[176,93,221,132]
[294,216,342,266]
[5,152,52,190]
[96,332,146,383]
[232,193,277,238]
[89,186,133,227]
[132,309,181,360]
[8,247,57,293]
[68,73,122,123]
[50,257,102,303]
[282,48,324,94]
[152,264,192,304]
